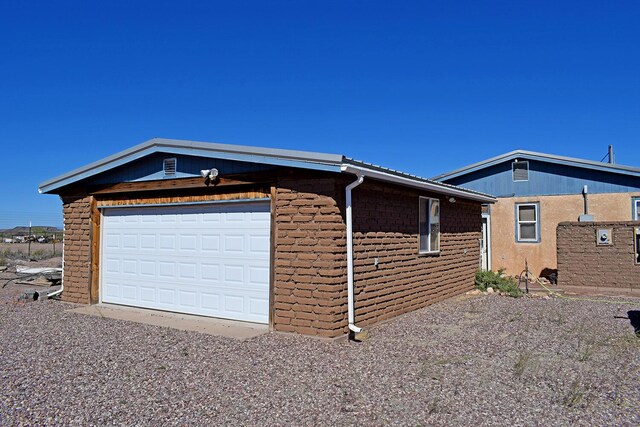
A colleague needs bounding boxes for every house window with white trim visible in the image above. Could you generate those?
[633,198,640,221]
[516,203,539,243]
[419,197,440,253]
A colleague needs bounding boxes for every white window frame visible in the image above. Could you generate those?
[419,197,440,254]
[516,203,539,243]
[633,198,640,221]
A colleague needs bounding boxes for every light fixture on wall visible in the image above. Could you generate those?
[448,197,456,203]
[200,168,219,181]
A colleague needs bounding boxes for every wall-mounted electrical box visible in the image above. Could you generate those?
[597,228,612,245]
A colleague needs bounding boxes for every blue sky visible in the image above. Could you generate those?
[1,0,639,229]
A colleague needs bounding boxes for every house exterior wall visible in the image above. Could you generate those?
[351,183,481,327]
[490,192,640,277]
[273,175,482,337]
[557,221,640,292]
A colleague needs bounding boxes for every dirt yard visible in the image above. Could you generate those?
[0,279,638,426]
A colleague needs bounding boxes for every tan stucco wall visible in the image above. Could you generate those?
[490,192,640,276]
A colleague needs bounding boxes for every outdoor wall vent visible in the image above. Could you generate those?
[512,161,529,182]
[163,158,177,176]
[596,228,612,245]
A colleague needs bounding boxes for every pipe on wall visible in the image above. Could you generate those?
[345,173,364,334]
[582,185,589,215]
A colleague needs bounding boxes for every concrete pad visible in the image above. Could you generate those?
[67,304,269,340]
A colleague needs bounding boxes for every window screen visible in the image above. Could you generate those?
[512,161,529,181]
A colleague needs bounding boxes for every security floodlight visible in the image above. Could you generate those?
[200,168,219,180]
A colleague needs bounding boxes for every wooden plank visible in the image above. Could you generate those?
[89,196,101,304]
[88,170,278,195]
[89,176,271,195]
[95,187,270,207]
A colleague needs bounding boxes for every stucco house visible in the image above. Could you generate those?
[434,150,640,278]
[39,138,494,338]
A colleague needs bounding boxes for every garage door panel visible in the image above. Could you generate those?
[179,234,198,251]
[249,266,270,287]
[101,202,270,324]
[201,234,221,252]
[224,234,245,253]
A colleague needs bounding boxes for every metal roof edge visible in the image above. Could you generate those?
[341,159,496,203]
[432,149,640,182]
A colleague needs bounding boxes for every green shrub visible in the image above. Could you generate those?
[475,269,522,297]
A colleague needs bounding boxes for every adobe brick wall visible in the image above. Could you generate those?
[272,174,349,337]
[272,174,482,338]
[352,182,481,326]
[557,221,640,291]
[61,195,92,304]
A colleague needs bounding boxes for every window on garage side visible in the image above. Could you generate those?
[419,197,440,253]
[515,203,539,243]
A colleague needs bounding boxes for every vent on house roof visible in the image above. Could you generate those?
[512,161,529,181]
[163,158,177,176]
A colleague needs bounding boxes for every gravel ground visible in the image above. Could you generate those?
[1,282,639,426]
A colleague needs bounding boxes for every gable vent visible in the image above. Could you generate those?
[163,158,177,176]
[512,161,529,181]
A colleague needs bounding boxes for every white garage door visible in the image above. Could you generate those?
[100,201,271,324]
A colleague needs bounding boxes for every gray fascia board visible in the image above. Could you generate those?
[341,162,496,204]
[39,138,344,194]
[433,149,640,182]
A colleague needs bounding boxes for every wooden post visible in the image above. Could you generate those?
[89,197,101,304]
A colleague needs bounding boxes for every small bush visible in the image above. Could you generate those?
[475,269,522,297]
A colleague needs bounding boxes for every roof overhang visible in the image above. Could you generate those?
[38,138,344,194]
[39,137,496,204]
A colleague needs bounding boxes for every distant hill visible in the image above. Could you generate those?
[0,226,63,235]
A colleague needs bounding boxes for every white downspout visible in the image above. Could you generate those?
[346,173,364,333]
